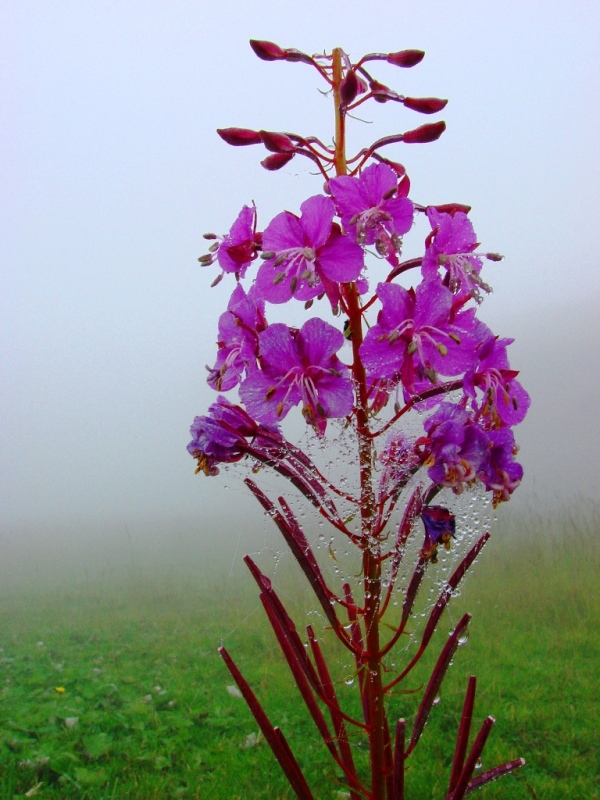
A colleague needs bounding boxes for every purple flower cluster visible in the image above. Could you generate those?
[192,160,529,507]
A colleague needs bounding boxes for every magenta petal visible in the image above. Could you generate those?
[361,163,397,206]
[240,369,300,423]
[312,373,354,418]
[328,174,369,217]
[258,324,302,373]
[263,210,303,251]
[317,231,364,283]
[255,260,321,304]
[297,317,345,365]
[299,195,335,249]
[384,196,414,235]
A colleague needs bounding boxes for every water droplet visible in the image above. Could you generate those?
[475,759,483,770]
[433,694,441,706]
[344,676,355,686]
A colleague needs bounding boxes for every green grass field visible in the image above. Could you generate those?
[1,507,598,799]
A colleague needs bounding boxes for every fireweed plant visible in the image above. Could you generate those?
[189,41,530,800]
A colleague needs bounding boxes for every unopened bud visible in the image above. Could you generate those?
[485,252,504,262]
[203,233,217,240]
[261,152,295,171]
[249,39,286,61]
[387,49,425,68]
[370,80,392,103]
[402,121,446,144]
[432,203,472,215]
[398,174,411,198]
[217,128,262,146]
[259,130,295,153]
[403,96,448,114]
[340,70,360,105]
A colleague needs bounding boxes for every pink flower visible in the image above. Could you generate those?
[329,163,413,263]
[216,205,262,278]
[422,208,490,301]
[239,317,353,433]
[255,195,364,307]
[360,280,476,394]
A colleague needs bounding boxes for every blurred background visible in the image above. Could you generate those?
[2,0,599,582]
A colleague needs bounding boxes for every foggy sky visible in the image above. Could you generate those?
[1,0,599,549]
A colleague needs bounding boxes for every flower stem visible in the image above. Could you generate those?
[333,46,388,799]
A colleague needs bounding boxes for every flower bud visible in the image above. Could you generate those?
[403,96,448,114]
[259,130,295,153]
[370,80,392,103]
[402,121,446,143]
[432,203,472,215]
[261,152,295,171]
[387,49,425,68]
[217,128,262,146]
[249,39,286,61]
[398,174,411,197]
[340,70,360,105]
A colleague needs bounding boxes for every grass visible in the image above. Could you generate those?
[0,506,598,799]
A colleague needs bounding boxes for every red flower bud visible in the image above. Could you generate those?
[217,128,262,146]
[402,121,446,143]
[249,39,286,61]
[398,174,411,198]
[261,152,295,171]
[387,49,425,68]
[432,202,472,215]
[259,130,295,153]
[340,70,359,105]
[403,96,448,114]
[370,80,392,103]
